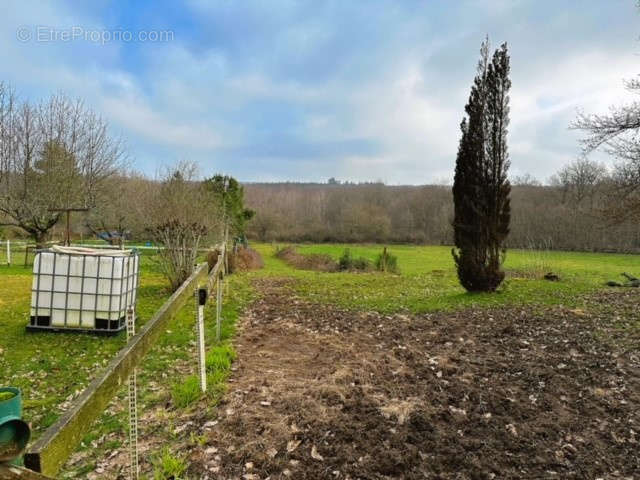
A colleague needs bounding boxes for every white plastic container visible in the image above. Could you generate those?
[29,246,139,333]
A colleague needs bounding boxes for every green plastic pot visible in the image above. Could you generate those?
[0,387,31,465]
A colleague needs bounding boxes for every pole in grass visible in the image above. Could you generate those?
[216,271,223,342]
[125,307,139,480]
[6,239,10,266]
[47,207,89,246]
[196,288,208,392]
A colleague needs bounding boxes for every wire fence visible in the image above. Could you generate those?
[0,241,214,268]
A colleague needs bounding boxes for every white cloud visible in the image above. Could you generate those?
[1,0,639,183]
[100,96,223,150]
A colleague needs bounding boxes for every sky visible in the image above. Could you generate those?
[1,0,638,184]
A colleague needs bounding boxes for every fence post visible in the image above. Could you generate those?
[224,246,230,297]
[125,307,139,480]
[6,239,10,266]
[196,288,207,392]
[216,271,223,342]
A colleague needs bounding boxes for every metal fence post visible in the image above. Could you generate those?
[125,307,139,480]
[224,247,230,297]
[216,272,222,342]
[6,239,10,266]
[196,288,207,392]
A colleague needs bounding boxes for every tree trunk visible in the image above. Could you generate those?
[34,231,48,249]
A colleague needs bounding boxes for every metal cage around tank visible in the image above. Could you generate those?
[27,247,140,334]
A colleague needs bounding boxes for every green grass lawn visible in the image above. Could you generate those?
[0,251,252,454]
[250,243,640,313]
[2,241,638,476]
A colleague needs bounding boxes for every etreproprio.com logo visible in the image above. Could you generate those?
[16,25,174,44]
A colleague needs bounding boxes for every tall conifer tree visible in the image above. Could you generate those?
[452,38,511,292]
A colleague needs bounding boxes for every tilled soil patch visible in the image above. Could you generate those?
[189,280,640,479]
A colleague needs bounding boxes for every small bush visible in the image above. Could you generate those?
[152,447,187,480]
[353,257,371,271]
[228,247,264,272]
[338,249,372,272]
[375,248,399,273]
[171,375,201,408]
[338,248,352,270]
[206,248,221,271]
[150,219,208,291]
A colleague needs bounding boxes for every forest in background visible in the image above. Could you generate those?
[243,174,640,252]
[4,162,639,254]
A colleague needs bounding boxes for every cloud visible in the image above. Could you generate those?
[0,0,638,183]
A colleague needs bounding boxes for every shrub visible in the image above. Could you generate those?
[353,257,371,271]
[338,249,372,272]
[150,219,208,291]
[152,447,187,480]
[206,248,221,271]
[375,248,399,273]
[338,248,352,270]
[228,246,264,272]
[147,163,221,291]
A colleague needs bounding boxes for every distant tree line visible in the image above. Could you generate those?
[242,163,640,253]
[4,142,638,254]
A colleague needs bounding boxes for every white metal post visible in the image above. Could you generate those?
[6,239,10,266]
[216,273,222,342]
[196,288,207,392]
[225,250,230,297]
[126,307,139,480]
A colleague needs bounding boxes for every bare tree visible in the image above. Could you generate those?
[572,78,640,220]
[147,162,221,290]
[84,171,156,246]
[511,173,541,187]
[0,87,125,245]
[0,82,18,187]
[550,158,608,207]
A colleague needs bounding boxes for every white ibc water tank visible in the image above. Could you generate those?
[29,246,140,333]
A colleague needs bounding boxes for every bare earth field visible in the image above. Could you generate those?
[187,278,639,480]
